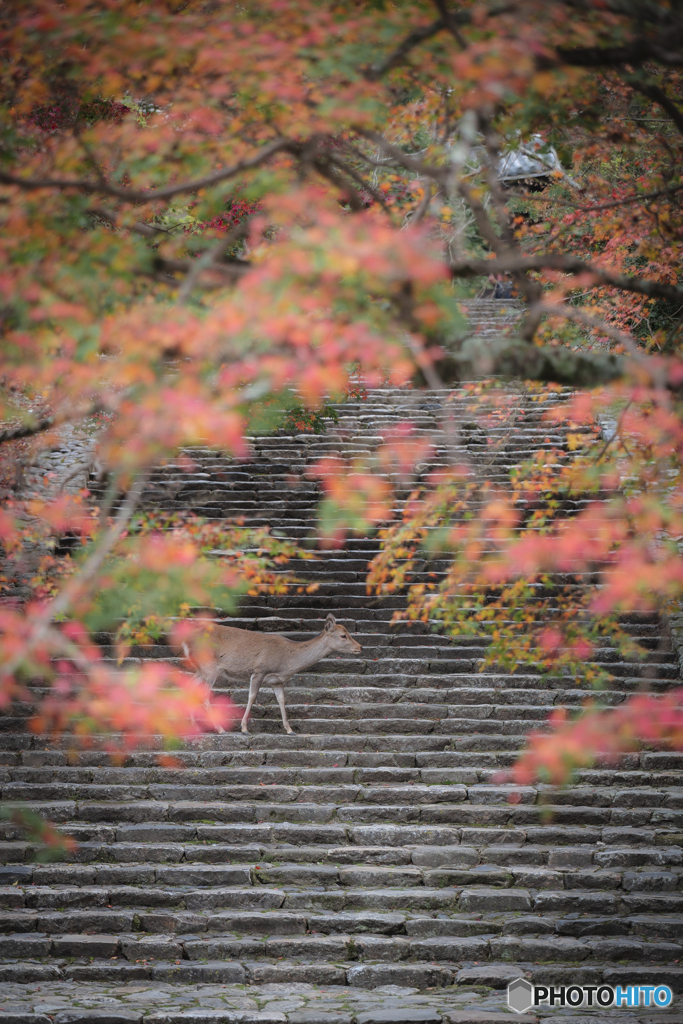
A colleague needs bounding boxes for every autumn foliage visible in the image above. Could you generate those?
[0,1,683,784]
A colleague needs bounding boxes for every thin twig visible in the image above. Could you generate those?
[359,130,448,183]
[366,16,447,79]
[407,181,435,226]
[626,79,683,139]
[0,473,147,683]
[98,471,122,530]
[0,401,103,445]
[89,207,175,238]
[176,221,249,304]
[328,155,392,212]
[406,334,444,391]
[449,253,683,304]
[502,182,683,213]
[431,0,467,48]
[531,301,643,356]
[57,463,92,494]
[0,138,290,204]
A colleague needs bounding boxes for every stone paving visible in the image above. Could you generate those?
[1,978,683,1022]
[18,421,100,502]
[2,301,683,1023]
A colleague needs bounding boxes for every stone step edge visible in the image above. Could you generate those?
[1,957,683,991]
[2,936,683,967]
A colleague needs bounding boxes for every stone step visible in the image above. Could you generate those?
[4,749,683,788]
[9,699,679,732]
[3,958,683,993]
[3,836,681,864]
[86,641,677,668]
[4,796,683,830]
[7,857,683,892]
[0,691,662,724]
[0,929,680,967]
[5,821,682,852]
[5,733,682,764]
[3,876,683,915]
[2,907,681,940]
[4,770,683,808]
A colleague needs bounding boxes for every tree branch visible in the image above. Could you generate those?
[151,253,249,284]
[449,253,683,304]
[627,80,683,138]
[366,17,447,79]
[409,180,435,225]
[0,402,102,445]
[328,155,392,212]
[477,115,543,332]
[359,130,448,183]
[0,473,147,684]
[0,138,290,203]
[513,182,683,213]
[534,301,642,354]
[88,207,173,239]
[430,336,626,387]
[176,221,250,304]
[431,0,467,47]
[311,157,365,211]
[555,40,683,68]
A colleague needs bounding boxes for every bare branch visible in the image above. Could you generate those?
[407,334,445,391]
[0,401,102,445]
[327,155,392,212]
[454,179,503,252]
[340,141,402,169]
[359,130,448,183]
[435,336,626,387]
[555,40,683,68]
[511,182,683,213]
[408,180,434,225]
[151,253,249,285]
[627,80,683,138]
[431,0,467,48]
[534,301,641,354]
[176,221,250,304]
[311,157,365,212]
[449,253,683,304]
[0,473,147,684]
[0,138,290,204]
[366,17,447,79]
[88,207,173,239]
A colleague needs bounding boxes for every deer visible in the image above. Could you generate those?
[183,613,362,735]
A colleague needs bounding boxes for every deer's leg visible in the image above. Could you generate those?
[241,671,264,734]
[203,693,225,733]
[183,653,223,735]
[271,682,293,735]
[191,662,226,735]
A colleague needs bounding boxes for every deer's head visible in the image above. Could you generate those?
[323,613,362,653]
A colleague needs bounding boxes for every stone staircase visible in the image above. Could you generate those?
[2,301,683,1022]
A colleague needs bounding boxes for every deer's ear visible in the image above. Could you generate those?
[324,614,336,631]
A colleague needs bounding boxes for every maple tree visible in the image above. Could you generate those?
[0,0,683,791]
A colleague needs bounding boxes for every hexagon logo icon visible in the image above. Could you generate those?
[507,977,534,1014]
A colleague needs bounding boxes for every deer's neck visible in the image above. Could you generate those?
[288,631,332,673]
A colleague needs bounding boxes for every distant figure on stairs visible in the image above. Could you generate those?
[183,613,362,735]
